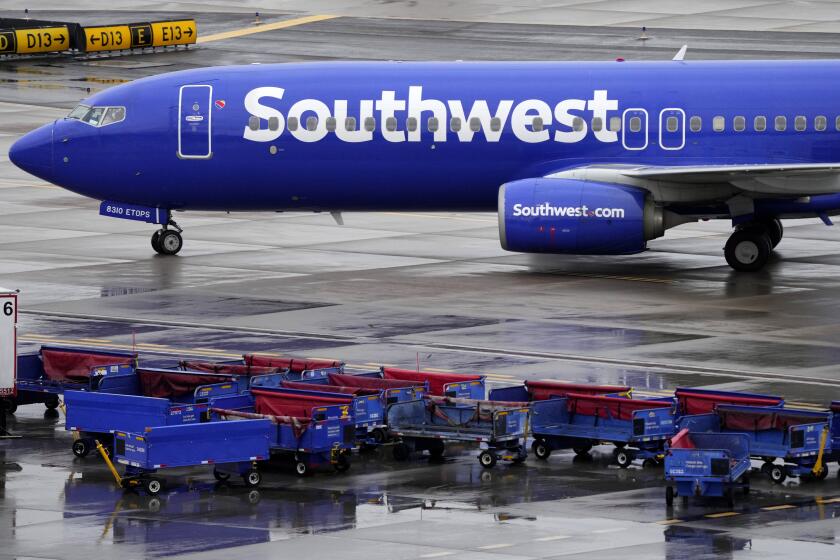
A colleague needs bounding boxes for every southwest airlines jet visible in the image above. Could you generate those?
[10,59,840,271]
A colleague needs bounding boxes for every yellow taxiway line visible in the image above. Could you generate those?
[197,15,340,44]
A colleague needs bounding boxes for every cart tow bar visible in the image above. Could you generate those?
[812,427,829,476]
[96,439,123,488]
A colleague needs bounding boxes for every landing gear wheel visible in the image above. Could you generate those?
[334,453,351,473]
[725,228,772,272]
[478,451,497,469]
[573,444,593,456]
[156,230,183,256]
[666,486,674,506]
[615,450,632,469]
[769,464,787,484]
[392,442,410,462]
[427,440,445,460]
[763,218,783,248]
[213,469,231,482]
[144,478,163,496]
[72,439,91,458]
[243,469,261,487]
[532,440,551,460]
[295,461,308,477]
[44,395,60,410]
[151,229,164,252]
[1,398,16,415]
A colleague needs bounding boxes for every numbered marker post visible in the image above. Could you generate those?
[0,288,17,398]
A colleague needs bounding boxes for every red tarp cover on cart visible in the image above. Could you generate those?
[717,407,827,432]
[252,388,351,418]
[669,428,696,449]
[328,373,421,390]
[675,389,782,415]
[41,348,135,382]
[244,355,342,373]
[138,369,230,398]
[526,380,631,401]
[280,380,379,396]
[566,393,671,421]
[180,360,283,375]
[381,368,482,395]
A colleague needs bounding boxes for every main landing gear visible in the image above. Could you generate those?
[151,216,183,256]
[724,218,783,272]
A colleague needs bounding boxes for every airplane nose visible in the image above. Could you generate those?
[9,122,54,181]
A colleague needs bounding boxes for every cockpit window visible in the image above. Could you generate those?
[67,104,126,127]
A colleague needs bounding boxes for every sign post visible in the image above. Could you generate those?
[0,288,17,437]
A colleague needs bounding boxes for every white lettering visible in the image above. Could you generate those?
[407,86,447,142]
[334,99,374,143]
[553,98,587,143]
[447,99,513,142]
[376,90,406,142]
[588,90,618,143]
[511,99,552,143]
[512,203,626,219]
[288,98,331,143]
[243,86,285,142]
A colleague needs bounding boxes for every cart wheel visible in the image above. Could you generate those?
[44,396,60,410]
[428,440,445,460]
[478,451,498,469]
[144,478,163,496]
[213,469,231,482]
[642,458,659,469]
[72,439,91,458]
[814,464,829,481]
[532,440,551,460]
[615,450,632,469]
[392,442,410,462]
[665,486,674,506]
[243,469,261,487]
[769,465,787,484]
[573,444,593,456]
[1,398,17,415]
[334,453,351,473]
[372,428,388,444]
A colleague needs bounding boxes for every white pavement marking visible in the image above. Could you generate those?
[477,543,514,550]
[535,535,571,541]
[591,527,628,534]
[419,552,456,558]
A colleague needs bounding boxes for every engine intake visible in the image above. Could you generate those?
[499,178,670,255]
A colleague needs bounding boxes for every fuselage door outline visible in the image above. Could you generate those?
[177,84,213,159]
[659,108,686,151]
[621,108,648,151]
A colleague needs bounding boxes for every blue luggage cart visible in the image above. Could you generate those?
[830,402,840,467]
[386,396,529,468]
[664,429,751,507]
[64,390,210,458]
[5,346,137,413]
[530,393,675,467]
[114,418,272,495]
[211,388,355,476]
[489,380,631,403]
[678,404,832,483]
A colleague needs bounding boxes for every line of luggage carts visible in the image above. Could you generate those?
[3,345,839,504]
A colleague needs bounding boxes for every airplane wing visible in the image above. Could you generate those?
[550,163,840,195]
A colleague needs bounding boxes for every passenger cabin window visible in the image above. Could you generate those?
[712,116,725,132]
[407,117,418,132]
[629,116,641,132]
[815,115,827,131]
[573,117,584,132]
[733,116,745,132]
[775,116,786,131]
[835,116,840,131]
[345,117,356,131]
[364,117,376,132]
[248,116,260,131]
[794,115,806,131]
[609,116,621,132]
[754,116,766,132]
[325,117,337,132]
[450,117,461,132]
[490,117,502,132]
[100,107,126,126]
[689,116,701,132]
[531,117,544,132]
[306,116,318,131]
[268,116,280,131]
[592,117,603,132]
[287,117,299,131]
[666,116,678,132]
[385,117,398,132]
[428,117,439,132]
[469,117,481,132]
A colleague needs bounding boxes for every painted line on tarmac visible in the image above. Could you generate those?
[197,15,340,44]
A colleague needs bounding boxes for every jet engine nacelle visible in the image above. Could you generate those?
[498,178,668,255]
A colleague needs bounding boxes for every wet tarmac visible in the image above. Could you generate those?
[2,4,840,559]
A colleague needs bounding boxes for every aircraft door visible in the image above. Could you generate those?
[621,108,648,151]
[178,84,212,159]
[659,108,685,150]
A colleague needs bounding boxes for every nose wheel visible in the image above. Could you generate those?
[151,219,183,256]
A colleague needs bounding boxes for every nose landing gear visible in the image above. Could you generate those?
[151,217,183,256]
[724,218,783,272]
